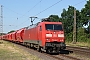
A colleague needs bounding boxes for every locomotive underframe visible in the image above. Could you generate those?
[45,42,66,53]
[23,40,66,53]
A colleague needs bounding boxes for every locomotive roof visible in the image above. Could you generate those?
[26,18,52,29]
[26,22,40,29]
[26,22,62,30]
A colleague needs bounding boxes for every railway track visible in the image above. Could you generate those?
[2,40,90,60]
[67,46,90,52]
[8,41,81,60]
[50,54,81,60]
[66,46,90,59]
[66,46,90,55]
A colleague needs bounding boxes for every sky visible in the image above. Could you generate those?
[0,0,88,33]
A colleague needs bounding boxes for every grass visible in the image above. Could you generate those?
[69,53,90,60]
[66,42,90,49]
[0,40,41,60]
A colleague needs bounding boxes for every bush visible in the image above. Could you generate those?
[77,27,87,42]
[65,32,73,42]
[65,27,90,43]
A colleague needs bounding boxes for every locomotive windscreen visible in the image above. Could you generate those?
[45,24,63,30]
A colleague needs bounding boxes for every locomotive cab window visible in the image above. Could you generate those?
[40,26,42,31]
[45,24,63,30]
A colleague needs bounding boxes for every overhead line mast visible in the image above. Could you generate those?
[73,8,76,44]
[0,5,3,35]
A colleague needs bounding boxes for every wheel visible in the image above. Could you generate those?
[37,46,41,52]
[46,48,52,53]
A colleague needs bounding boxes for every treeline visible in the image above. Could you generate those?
[47,0,90,43]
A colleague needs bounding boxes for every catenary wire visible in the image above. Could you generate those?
[5,0,87,31]
[16,0,63,28]
[34,0,62,16]
[19,0,43,18]
[54,0,86,16]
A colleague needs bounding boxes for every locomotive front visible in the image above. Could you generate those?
[44,22,66,53]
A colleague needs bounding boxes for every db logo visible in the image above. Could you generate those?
[53,34,57,37]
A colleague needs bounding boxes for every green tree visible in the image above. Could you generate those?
[61,6,82,33]
[48,15,60,22]
[61,6,75,33]
[8,30,15,34]
[81,0,90,25]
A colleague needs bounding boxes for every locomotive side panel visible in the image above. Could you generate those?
[23,26,39,45]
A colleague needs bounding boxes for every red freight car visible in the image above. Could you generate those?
[12,31,17,42]
[2,35,7,40]
[6,34,9,41]
[8,33,13,41]
[16,28,26,43]
[1,35,4,40]
[0,36,1,40]
[23,21,66,53]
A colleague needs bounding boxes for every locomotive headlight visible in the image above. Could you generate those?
[46,38,50,42]
[60,39,64,42]
[58,34,64,37]
[46,34,52,37]
[46,38,50,41]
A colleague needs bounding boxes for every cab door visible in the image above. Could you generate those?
[37,25,42,46]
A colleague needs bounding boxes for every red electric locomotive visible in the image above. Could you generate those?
[0,18,66,53]
[23,20,66,53]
